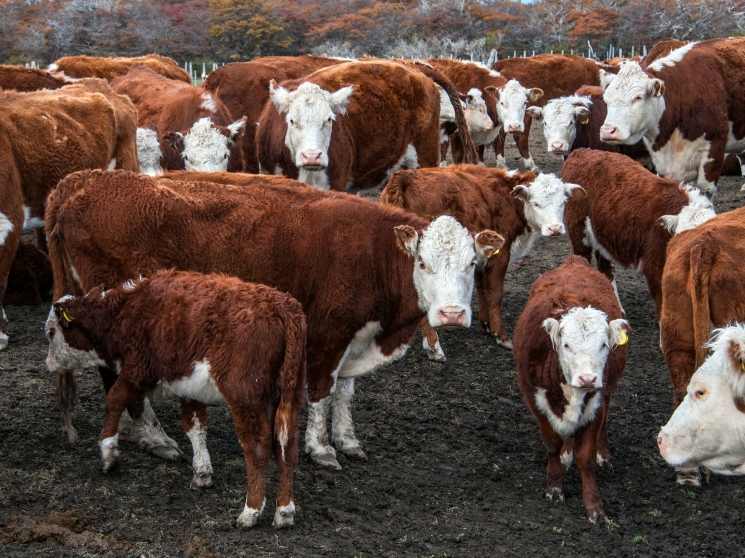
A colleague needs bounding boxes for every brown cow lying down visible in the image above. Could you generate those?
[46,170,500,470]
[45,270,306,528]
[113,66,246,172]
[4,238,53,306]
[0,79,138,349]
[256,60,476,191]
[514,255,630,523]
[562,149,716,319]
[0,65,69,92]
[381,165,580,358]
[49,54,192,83]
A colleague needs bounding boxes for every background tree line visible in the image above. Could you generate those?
[1,0,743,66]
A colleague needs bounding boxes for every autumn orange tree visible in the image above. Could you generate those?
[568,7,619,49]
[208,0,292,60]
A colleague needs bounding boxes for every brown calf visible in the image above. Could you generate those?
[0,65,69,92]
[514,255,630,523]
[45,270,306,528]
[49,54,191,83]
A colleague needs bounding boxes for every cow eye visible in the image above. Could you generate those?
[633,96,643,102]
[563,343,570,350]
[419,261,426,271]
[693,389,706,399]
[46,328,55,340]
[224,153,229,159]
[533,202,542,209]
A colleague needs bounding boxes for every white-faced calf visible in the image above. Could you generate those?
[45,270,306,529]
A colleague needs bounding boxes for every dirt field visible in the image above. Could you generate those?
[1,129,744,558]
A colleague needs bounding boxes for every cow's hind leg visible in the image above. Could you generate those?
[272,403,300,528]
[181,401,213,488]
[234,406,273,528]
[421,318,446,362]
[305,395,340,469]
[0,204,22,350]
[331,377,366,460]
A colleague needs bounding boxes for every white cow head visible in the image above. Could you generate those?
[543,307,630,390]
[657,325,745,476]
[512,174,583,236]
[659,186,716,235]
[496,79,543,133]
[463,88,493,133]
[269,80,354,170]
[164,117,246,172]
[136,124,163,177]
[45,296,105,373]
[528,96,592,156]
[601,62,665,144]
[395,216,504,328]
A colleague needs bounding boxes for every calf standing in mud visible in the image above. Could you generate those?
[44,270,306,529]
[513,256,630,523]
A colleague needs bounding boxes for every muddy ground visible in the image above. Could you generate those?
[2,130,745,558]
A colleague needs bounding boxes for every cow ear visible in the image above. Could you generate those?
[659,214,679,234]
[269,79,291,113]
[528,88,543,102]
[575,106,590,124]
[394,225,418,257]
[163,132,184,152]
[330,85,354,115]
[512,184,530,202]
[146,121,158,133]
[542,318,561,350]
[609,319,631,347]
[494,85,505,99]
[228,116,247,141]
[649,78,665,98]
[474,230,505,260]
[564,182,585,199]
[526,106,543,120]
[599,69,615,91]
[484,85,498,96]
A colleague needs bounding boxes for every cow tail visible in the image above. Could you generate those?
[274,296,307,462]
[690,235,718,369]
[411,62,479,165]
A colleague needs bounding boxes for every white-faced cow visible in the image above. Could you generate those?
[136,125,163,176]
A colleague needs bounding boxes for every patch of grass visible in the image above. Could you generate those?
[632,535,648,544]
[687,490,696,499]
[606,517,620,529]
[648,509,662,518]
[552,526,562,533]
[398,535,408,545]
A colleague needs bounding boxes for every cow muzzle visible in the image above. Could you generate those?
[549,141,567,154]
[438,306,467,327]
[546,225,564,237]
[600,126,620,142]
[300,150,324,169]
[507,123,523,133]
[577,374,598,389]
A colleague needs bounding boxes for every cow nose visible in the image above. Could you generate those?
[550,141,565,152]
[300,150,323,167]
[548,225,563,236]
[507,123,521,132]
[439,307,466,326]
[577,374,598,388]
[601,126,618,140]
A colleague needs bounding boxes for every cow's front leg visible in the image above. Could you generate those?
[331,377,366,460]
[304,395,340,469]
[515,117,538,172]
[421,318,446,362]
[0,205,22,350]
[181,400,213,488]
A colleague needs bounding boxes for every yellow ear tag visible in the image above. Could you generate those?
[617,329,628,345]
[580,117,589,125]
[61,310,74,323]
[489,248,500,259]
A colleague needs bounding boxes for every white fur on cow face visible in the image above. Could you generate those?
[530,95,592,156]
[514,174,580,236]
[602,62,665,145]
[659,186,716,235]
[464,89,493,133]
[657,325,745,476]
[543,307,628,390]
[270,81,353,171]
[496,79,541,133]
[136,127,163,176]
[45,299,106,373]
[180,117,245,172]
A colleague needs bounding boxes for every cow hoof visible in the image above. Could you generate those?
[596,452,612,468]
[494,336,513,350]
[545,487,564,503]
[102,458,119,473]
[0,332,8,350]
[150,443,183,461]
[190,470,214,489]
[309,448,342,470]
[675,469,701,487]
[339,446,367,461]
[236,508,261,529]
[587,509,606,524]
[272,502,296,529]
[422,338,446,362]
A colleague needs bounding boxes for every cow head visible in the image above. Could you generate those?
[543,307,630,390]
[659,186,716,235]
[657,325,745,476]
[601,62,665,144]
[511,174,583,236]
[394,216,504,328]
[269,80,354,170]
[136,123,163,177]
[45,295,104,373]
[463,88,494,133]
[528,96,592,156]
[164,116,247,172]
[495,79,543,133]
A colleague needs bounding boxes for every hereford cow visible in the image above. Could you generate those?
[203,56,344,173]
[427,58,542,165]
[46,170,500,470]
[112,66,246,172]
[514,255,630,523]
[0,79,138,349]
[381,165,580,358]
[562,149,715,318]
[49,54,191,83]
[4,238,52,306]
[658,324,745,482]
[601,39,745,195]
[136,125,162,176]
[438,88,494,163]
[256,60,476,190]
[492,54,604,170]
[45,270,306,528]
[0,65,68,92]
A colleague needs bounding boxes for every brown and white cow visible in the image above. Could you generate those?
[49,54,192,83]
[438,87,494,163]
[492,54,603,170]
[514,255,630,523]
[4,238,52,306]
[256,60,477,191]
[46,170,500,469]
[112,66,246,172]
[562,149,715,318]
[381,165,580,358]
[45,270,306,528]
[601,39,745,195]
[202,56,344,173]
[0,79,138,349]
[0,65,69,92]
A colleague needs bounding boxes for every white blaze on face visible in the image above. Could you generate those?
[176,117,246,172]
[513,174,581,236]
[269,81,353,170]
[530,95,592,155]
[659,186,716,235]
[44,299,106,373]
[395,216,504,328]
[496,79,542,133]
[543,307,629,390]
[657,324,745,475]
[601,62,666,144]
[136,127,163,176]
[463,88,493,133]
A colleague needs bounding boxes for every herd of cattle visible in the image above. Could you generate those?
[2,37,745,529]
